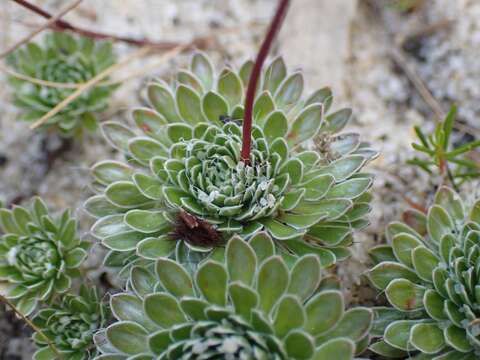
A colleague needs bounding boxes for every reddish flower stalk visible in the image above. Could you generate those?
[240,0,291,163]
[12,0,209,50]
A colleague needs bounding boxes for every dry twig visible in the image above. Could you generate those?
[0,294,63,359]
[0,0,83,59]
[11,0,209,50]
[390,48,445,120]
[30,44,185,129]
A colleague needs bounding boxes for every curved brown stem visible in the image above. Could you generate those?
[240,0,291,163]
[11,0,209,50]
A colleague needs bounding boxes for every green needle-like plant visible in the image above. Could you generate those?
[94,234,372,360]
[7,32,117,135]
[368,186,480,359]
[86,52,377,272]
[0,197,88,315]
[408,105,480,189]
[32,285,108,360]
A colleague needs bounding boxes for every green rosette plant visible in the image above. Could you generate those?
[368,186,480,359]
[94,234,373,359]
[0,197,88,315]
[32,285,108,360]
[86,52,376,271]
[7,32,117,135]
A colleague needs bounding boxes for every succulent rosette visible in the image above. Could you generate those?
[0,197,87,315]
[86,52,376,271]
[368,187,480,359]
[94,234,372,359]
[32,285,108,360]
[7,32,116,135]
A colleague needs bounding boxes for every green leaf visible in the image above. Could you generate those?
[427,205,455,243]
[369,245,396,264]
[105,181,151,208]
[239,59,253,87]
[256,256,289,313]
[179,298,209,321]
[313,338,355,360]
[217,69,243,109]
[385,279,425,311]
[147,83,179,123]
[442,104,457,150]
[444,324,472,353]
[149,329,172,355]
[226,236,256,286]
[202,91,228,124]
[263,110,288,143]
[33,347,56,360]
[156,258,194,298]
[124,210,169,233]
[261,219,303,240]
[0,209,20,234]
[253,91,275,125]
[288,103,323,145]
[249,232,275,262]
[423,289,447,321]
[110,294,156,331]
[176,85,203,124]
[190,52,214,90]
[132,107,167,134]
[130,266,156,298]
[316,308,373,343]
[196,261,227,306]
[103,231,145,251]
[88,196,121,218]
[92,161,133,186]
[281,158,304,185]
[132,173,163,200]
[264,56,287,94]
[64,248,87,268]
[167,123,193,143]
[137,236,175,260]
[369,340,408,358]
[305,87,332,111]
[102,121,135,153]
[229,282,258,320]
[144,293,186,327]
[411,246,439,282]
[106,321,148,354]
[275,72,304,109]
[273,295,306,337]
[302,175,335,201]
[128,137,167,165]
[284,330,315,360]
[288,255,321,301]
[177,70,204,93]
[434,186,464,222]
[410,323,445,354]
[91,214,130,239]
[304,290,344,336]
[384,320,417,350]
[325,178,371,199]
[391,233,423,267]
[323,108,352,133]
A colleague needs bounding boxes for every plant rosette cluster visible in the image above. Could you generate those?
[32,286,108,360]
[368,187,480,359]
[0,197,88,315]
[86,52,377,272]
[7,32,117,135]
[94,234,372,359]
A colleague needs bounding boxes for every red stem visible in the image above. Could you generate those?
[12,0,208,50]
[240,0,290,163]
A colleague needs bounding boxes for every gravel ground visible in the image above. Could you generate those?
[1,0,480,358]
